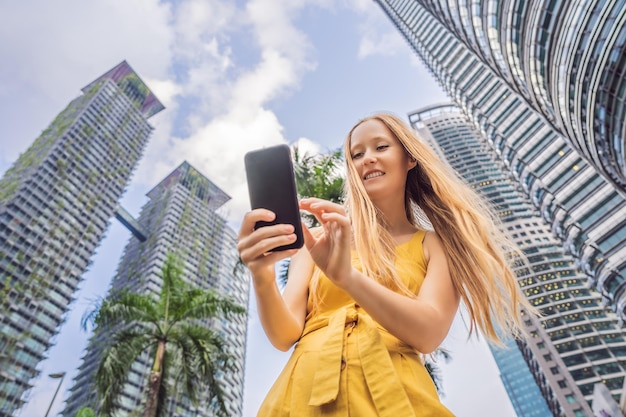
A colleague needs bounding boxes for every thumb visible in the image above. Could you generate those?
[301,222,316,251]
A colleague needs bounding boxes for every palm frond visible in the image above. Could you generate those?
[86,291,160,331]
[425,348,452,395]
[232,256,246,277]
[160,253,185,301]
[95,328,153,415]
[292,146,344,228]
[277,259,291,289]
[170,289,245,324]
[168,324,234,413]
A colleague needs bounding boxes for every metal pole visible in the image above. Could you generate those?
[44,372,66,417]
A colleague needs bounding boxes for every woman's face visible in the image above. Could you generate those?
[348,119,416,202]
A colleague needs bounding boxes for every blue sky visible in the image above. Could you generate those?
[0,1,517,416]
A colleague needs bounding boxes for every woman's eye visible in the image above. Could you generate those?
[377,145,389,151]
[351,152,363,159]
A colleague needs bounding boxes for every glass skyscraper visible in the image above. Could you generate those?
[378,0,626,193]
[0,61,163,416]
[375,0,626,356]
[62,162,249,417]
[493,337,553,417]
[410,104,626,416]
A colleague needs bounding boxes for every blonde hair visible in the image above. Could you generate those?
[317,113,532,343]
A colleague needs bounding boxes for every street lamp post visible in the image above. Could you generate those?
[44,372,66,417]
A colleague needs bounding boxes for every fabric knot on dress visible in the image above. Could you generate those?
[308,306,417,416]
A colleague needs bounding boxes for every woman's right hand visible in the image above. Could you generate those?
[237,208,299,286]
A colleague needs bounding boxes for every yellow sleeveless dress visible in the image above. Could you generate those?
[258,230,455,416]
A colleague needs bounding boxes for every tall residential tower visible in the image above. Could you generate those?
[0,61,163,416]
[62,162,249,417]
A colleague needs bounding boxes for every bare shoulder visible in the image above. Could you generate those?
[422,230,446,262]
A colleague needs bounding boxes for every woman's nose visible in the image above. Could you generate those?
[364,153,376,164]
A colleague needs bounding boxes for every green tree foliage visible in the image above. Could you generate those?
[292,146,345,227]
[76,407,99,417]
[82,253,246,417]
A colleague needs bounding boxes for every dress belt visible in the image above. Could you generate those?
[308,306,416,416]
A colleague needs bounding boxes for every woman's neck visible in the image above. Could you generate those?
[373,196,417,238]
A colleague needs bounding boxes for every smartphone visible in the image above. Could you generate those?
[244,144,304,251]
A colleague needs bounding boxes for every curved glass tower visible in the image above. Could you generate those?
[375,0,626,342]
[380,0,626,192]
[410,104,626,416]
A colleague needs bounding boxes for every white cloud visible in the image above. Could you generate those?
[126,0,331,224]
[174,0,238,44]
[343,1,412,59]
[143,77,182,109]
[0,0,173,167]
[358,31,407,58]
[292,136,321,156]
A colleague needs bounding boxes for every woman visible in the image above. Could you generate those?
[237,113,533,416]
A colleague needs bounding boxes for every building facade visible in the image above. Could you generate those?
[62,162,249,417]
[375,0,626,350]
[491,337,553,417]
[379,0,626,193]
[410,104,626,416]
[0,61,163,416]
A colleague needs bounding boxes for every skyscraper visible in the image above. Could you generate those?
[0,61,163,416]
[410,104,626,416]
[62,162,249,417]
[379,0,626,193]
[492,337,553,417]
[375,0,626,339]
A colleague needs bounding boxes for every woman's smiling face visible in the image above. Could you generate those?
[348,119,416,202]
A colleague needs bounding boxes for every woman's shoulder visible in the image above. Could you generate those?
[421,229,446,263]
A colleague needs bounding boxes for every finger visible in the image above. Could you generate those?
[260,248,299,265]
[319,212,351,227]
[239,222,294,252]
[239,233,298,262]
[238,222,297,264]
[300,199,345,216]
[239,209,276,238]
[301,222,317,251]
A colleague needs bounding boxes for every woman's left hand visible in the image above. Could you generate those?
[299,198,353,287]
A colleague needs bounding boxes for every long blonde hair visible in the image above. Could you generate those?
[338,113,532,343]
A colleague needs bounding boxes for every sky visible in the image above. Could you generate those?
[0,1,518,416]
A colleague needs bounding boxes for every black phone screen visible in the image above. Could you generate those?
[244,144,304,251]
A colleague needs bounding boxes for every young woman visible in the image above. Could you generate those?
[237,113,532,416]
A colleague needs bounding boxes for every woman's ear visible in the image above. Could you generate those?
[408,155,417,170]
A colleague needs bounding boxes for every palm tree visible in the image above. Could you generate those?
[82,253,246,417]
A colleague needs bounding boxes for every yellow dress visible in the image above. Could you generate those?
[258,230,455,417]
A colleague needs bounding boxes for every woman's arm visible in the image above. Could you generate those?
[253,245,313,351]
[299,198,459,354]
[238,209,312,351]
[342,231,460,353]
